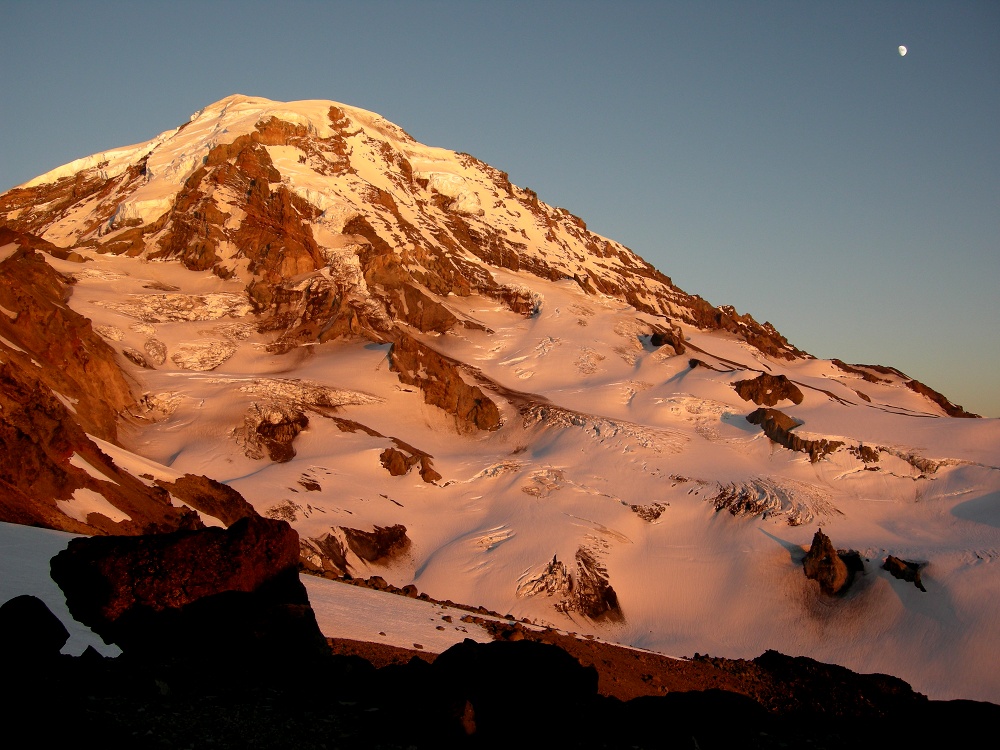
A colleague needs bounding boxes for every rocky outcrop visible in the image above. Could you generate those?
[0,238,134,441]
[0,355,204,535]
[299,524,412,577]
[883,555,926,592]
[573,547,624,622]
[747,408,843,462]
[299,531,351,577]
[0,594,69,663]
[49,515,329,664]
[389,333,501,432]
[154,473,258,526]
[234,402,309,462]
[905,379,979,418]
[803,529,863,595]
[379,445,442,482]
[832,359,979,417]
[733,372,804,406]
[343,524,411,564]
[848,444,881,464]
[516,549,624,622]
[649,323,686,354]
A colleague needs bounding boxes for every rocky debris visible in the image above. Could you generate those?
[733,372,804,406]
[49,515,329,666]
[122,346,150,368]
[628,502,667,522]
[849,444,881,464]
[96,292,253,323]
[232,377,383,413]
[747,407,843,462]
[802,529,863,596]
[0,594,69,663]
[154,473,258,526]
[389,332,501,432]
[883,555,927,592]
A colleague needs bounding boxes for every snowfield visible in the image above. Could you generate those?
[43,247,1000,703]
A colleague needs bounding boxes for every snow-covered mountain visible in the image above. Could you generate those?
[1,95,997,702]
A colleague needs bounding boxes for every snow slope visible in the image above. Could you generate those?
[1,96,997,703]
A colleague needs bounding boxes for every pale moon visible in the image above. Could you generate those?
[898,45,907,57]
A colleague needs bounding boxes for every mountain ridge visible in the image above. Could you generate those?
[1,94,997,703]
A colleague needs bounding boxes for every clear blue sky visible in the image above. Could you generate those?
[2,1,997,416]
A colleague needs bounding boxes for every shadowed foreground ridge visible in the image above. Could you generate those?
[0,94,997,709]
[2,522,997,748]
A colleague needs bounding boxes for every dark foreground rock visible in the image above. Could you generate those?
[49,515,330,673]
[0,594,69,663]
[3,520,996,749]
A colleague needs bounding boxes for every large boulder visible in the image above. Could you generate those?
[733,372,804,406]
[49,515,328,669]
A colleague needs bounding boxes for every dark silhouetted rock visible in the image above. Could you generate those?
[883,555,927,592]
[49,515,328,669]
[431,638,599,741]
[753,649,926,720]
[0,594,69,662]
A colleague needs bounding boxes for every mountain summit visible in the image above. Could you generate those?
[1,95,997,702]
